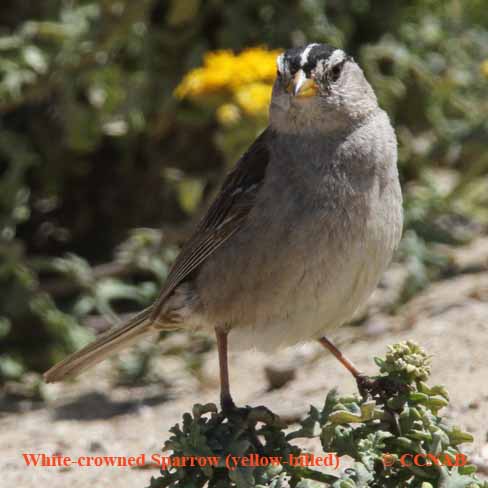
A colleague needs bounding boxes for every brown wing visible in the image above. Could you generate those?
[150,127,273,320]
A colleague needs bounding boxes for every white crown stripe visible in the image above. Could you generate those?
[300,43,319,67]
[327,49,346,68]
[276,54,286,75]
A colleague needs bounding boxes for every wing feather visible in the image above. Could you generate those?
[150,128,272,319]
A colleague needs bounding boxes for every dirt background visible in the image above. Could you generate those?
[2,237,488,487]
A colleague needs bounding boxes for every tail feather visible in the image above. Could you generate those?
[43,307,154,383]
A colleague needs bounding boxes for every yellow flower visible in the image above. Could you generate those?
[234,82,272,116]
[175,47,282,99]
[230,47,282,88]
[216,103,241,125]
[174,51,235,98]
[481,60,488,79]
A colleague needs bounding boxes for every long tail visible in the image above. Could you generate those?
[43,307,154,383]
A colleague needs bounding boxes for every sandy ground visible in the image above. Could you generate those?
[2,238,488,487]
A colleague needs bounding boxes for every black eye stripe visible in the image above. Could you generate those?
[329,61,344,81]
[287,58,301,74]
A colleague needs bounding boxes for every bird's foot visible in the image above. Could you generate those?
[221,394,236,412]
[220,397,280,426]
[356,373,409,402]
[220,395,249,418]
[221,401,253,422]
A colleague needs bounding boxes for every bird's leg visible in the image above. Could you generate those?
[318,336,407,401]
[318,336,375,398]
[216,328,236,411]
[318,336,364,378]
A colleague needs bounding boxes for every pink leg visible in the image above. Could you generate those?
[318,336,364,379]
[216,329,235,410]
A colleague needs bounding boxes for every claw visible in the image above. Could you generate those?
[356,374,409,403]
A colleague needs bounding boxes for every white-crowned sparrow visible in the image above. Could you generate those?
[44,44,403,409]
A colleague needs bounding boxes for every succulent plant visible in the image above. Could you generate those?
[148,341,486,487]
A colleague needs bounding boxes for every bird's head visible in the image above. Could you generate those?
[270,44,378,134]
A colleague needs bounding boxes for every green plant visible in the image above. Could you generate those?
[148,341,486,487]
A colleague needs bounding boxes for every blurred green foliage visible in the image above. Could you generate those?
[0,0,487,383]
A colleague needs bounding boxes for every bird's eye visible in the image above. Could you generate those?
[330,62,344,82]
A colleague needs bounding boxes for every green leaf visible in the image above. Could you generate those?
[22,45,48,74]
[177,178,205,215]
[229,465,256,487]
[448,427,474,446]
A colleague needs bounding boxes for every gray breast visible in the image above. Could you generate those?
[196,113,402,350]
